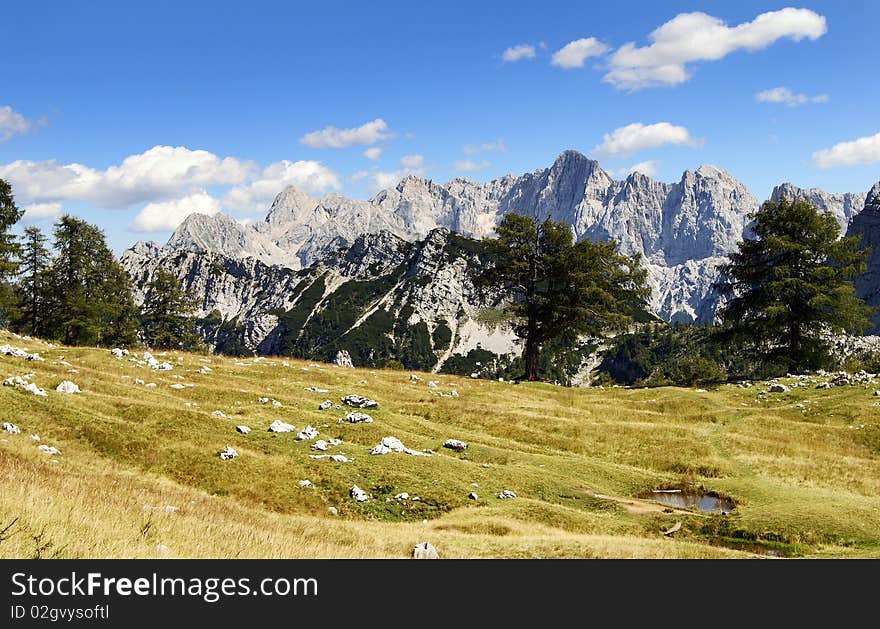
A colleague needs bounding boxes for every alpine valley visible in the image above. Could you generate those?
[120,150,879,378]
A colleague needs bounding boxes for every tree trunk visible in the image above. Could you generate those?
[524,316,539,381]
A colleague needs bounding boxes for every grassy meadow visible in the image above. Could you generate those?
[1,329,879,559]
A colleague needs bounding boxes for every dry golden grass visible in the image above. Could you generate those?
[1,330,878,558]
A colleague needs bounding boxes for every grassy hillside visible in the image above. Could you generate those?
[1,329,878,559]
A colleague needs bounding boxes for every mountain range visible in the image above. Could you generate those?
[120,150,877,373]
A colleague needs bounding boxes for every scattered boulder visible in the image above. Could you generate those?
[350,485,369,502]
[37,444,61,456]
[169,383,185,390]
[335,350,354,368]
[212,410,228,418]
[443,439,468,452]
[412,542,439,560]
[0,343,44,361]
[497,490,517,499]
[298,480,313,488]
[318,400,333,410]
[235,425,251,435]
[468,492,478,500]
[341,394,377,409]
[145,383,157,388]
[2,422,20,434]
[309,454,351,463]
[371,436,406,455]
[218,445,238,460]
[3,375,47,397]
[769,383,790,393]
[197,366,211,375]
[311,440,329,451]
[304,387,329,394]
[30,435,39,441]
[663,522,682,537]
[268,419,296,433]
[328,506,338,516]
[258,397,282,407]
[340,411,373,424]
[409,374,422,382]
[296,425,319,441]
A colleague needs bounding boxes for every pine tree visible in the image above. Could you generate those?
[45,215,139,346]
[0,179,24,325]
[714,197,874,374]
[480,213,649,381]
[140,268,201,350]
[16,226,51,336]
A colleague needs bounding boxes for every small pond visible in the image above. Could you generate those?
[647,489,735,514]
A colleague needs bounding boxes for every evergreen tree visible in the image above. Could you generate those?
[45,215,139,346]
[16,226,51,336]
[480,213,649,381]
[140,268,201,350]
[714,197,874,373]
[0,179,24,325]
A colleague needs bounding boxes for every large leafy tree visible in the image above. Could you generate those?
[140,268,201,350]
[480,213,649,381]
[714,197,874,373]
[0,179,24,324]
[45,215,139,346]
[16,226,51,336]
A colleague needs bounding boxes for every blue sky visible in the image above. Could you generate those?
[1,0,878,253]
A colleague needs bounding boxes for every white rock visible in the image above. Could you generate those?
[304,386,329,394]
[328,506,338,516]
[341,394,377,408]
[212,410,228,418]
[412,541,439,559]
[3,376,47,397]
[30,434,40,441]
[37,444,61,455]
[111,348,125,358]
[218,445,238,460]
[311,440,329,451]
[468,492,478,500]
[197,366,211,374]
[318,400,333,410]
[268,419,296,433]
[497,490,517,499]
[2,422,20,434]
[350,485,369,502]
[770,383,790,393]
[134,378,145,385]
[145,383,156,388]
[341,411,373,424]
[169,383,185,390]
[296,425,319,441]
[236,425,251,434]
[371,436,406,455]
[395,492,409,500]
[443,439,468,452]
[298,480,313,488]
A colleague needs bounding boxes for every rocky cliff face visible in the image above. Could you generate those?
[846,182,880,330]
[164,151,766,323]
[121,229,517,373]
[771,183,867,233]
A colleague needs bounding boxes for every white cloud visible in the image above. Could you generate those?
[551,38,609,68]
[611,160,659,178]
[755,86,828,107]
[22,202,62,222]
[813,131,880,168]
[129,191,221,233]
[0,105,36,142]
[502,44,536,62]
[369,155,425,191]
[399,154,423,169]
[592,122,701,158]
[363,147,382,160]
[605,8,827,90]
[463,139,508,155]
[0,145,254,207]
[453,159,491,173]
[222,160,340,212]
[299,118,392,148]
